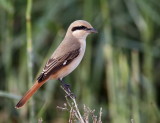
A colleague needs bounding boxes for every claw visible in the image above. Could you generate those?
[64,83,70,88]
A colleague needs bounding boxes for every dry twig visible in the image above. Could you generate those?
[57,85,103,123]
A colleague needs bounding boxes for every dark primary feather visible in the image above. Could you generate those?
[37,48,80,82]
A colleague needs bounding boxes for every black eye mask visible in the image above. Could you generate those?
[71,26,90,31]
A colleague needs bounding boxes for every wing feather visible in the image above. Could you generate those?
[37,48,80,82]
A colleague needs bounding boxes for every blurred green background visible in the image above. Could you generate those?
[0,0,160,122]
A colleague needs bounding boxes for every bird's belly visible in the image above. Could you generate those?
[52,45,86,79]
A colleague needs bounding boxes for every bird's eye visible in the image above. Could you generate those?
[71,25,88,31]
[79,26,87,29]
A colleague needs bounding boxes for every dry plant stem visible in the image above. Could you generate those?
[69,107,74,123]
[60,86,85,123]
[83,105,89,123]
[56,105,68,111]
[83,105,102,123]
[38,118,43,123]
[98,108,102,123]
[131,119,134,123]
[65,96,80,122]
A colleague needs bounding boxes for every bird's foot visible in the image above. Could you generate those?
[63,83,70,89]
[59,79,76,99]
[62,84,76,98]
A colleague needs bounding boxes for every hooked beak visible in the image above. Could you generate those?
[88,28,98,33]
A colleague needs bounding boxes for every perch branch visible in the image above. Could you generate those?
[60,85,85,123]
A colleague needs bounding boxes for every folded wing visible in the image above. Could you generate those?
[37,48,80,82]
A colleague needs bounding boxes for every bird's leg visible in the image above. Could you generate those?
[59,78,71,90]
[58,78,75,98]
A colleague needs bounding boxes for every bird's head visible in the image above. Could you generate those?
[67,20,97,39]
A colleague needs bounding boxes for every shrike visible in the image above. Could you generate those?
[15,20,97,108]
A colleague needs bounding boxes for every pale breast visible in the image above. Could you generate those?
[53,39,86,79]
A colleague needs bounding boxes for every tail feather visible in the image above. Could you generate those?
[15,80,45,109]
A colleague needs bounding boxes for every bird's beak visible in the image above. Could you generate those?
[88,28,98,33]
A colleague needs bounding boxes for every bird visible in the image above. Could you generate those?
[15,20,97,109]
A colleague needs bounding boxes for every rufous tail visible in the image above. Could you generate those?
[15,80,45,109]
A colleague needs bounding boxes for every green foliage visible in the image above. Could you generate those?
[0,0,160,122]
